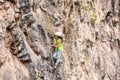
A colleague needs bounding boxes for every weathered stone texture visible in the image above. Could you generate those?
[0,0,119,80]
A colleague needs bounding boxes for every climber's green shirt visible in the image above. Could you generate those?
[54,38,63,51]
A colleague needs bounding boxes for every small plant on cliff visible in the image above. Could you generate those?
[80,2,89,10]
[91,12,97,26]
[80,1,95,11]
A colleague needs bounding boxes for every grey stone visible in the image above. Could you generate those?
[0,0,119,80]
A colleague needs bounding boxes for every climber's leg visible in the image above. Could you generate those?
[54,51,61,68]
[53,51,58,61]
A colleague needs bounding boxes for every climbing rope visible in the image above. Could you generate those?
[41,0,55,36]
[40,1,66,80]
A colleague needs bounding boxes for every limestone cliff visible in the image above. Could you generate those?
[0,0,120,80]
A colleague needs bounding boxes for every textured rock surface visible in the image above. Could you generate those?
[0,0,120,80]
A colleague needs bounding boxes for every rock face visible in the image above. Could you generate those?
[0,0,120,80]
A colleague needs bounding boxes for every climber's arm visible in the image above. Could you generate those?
[52,45,58,48]
[52,39,61,48]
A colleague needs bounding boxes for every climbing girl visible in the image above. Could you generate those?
[52,32,63,69]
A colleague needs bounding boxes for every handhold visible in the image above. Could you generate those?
[19,54,31,62]
[14,12,21,20]
[17,52,28,58]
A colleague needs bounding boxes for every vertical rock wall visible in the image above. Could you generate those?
[63,0,120,80]
[0,0,119,80]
